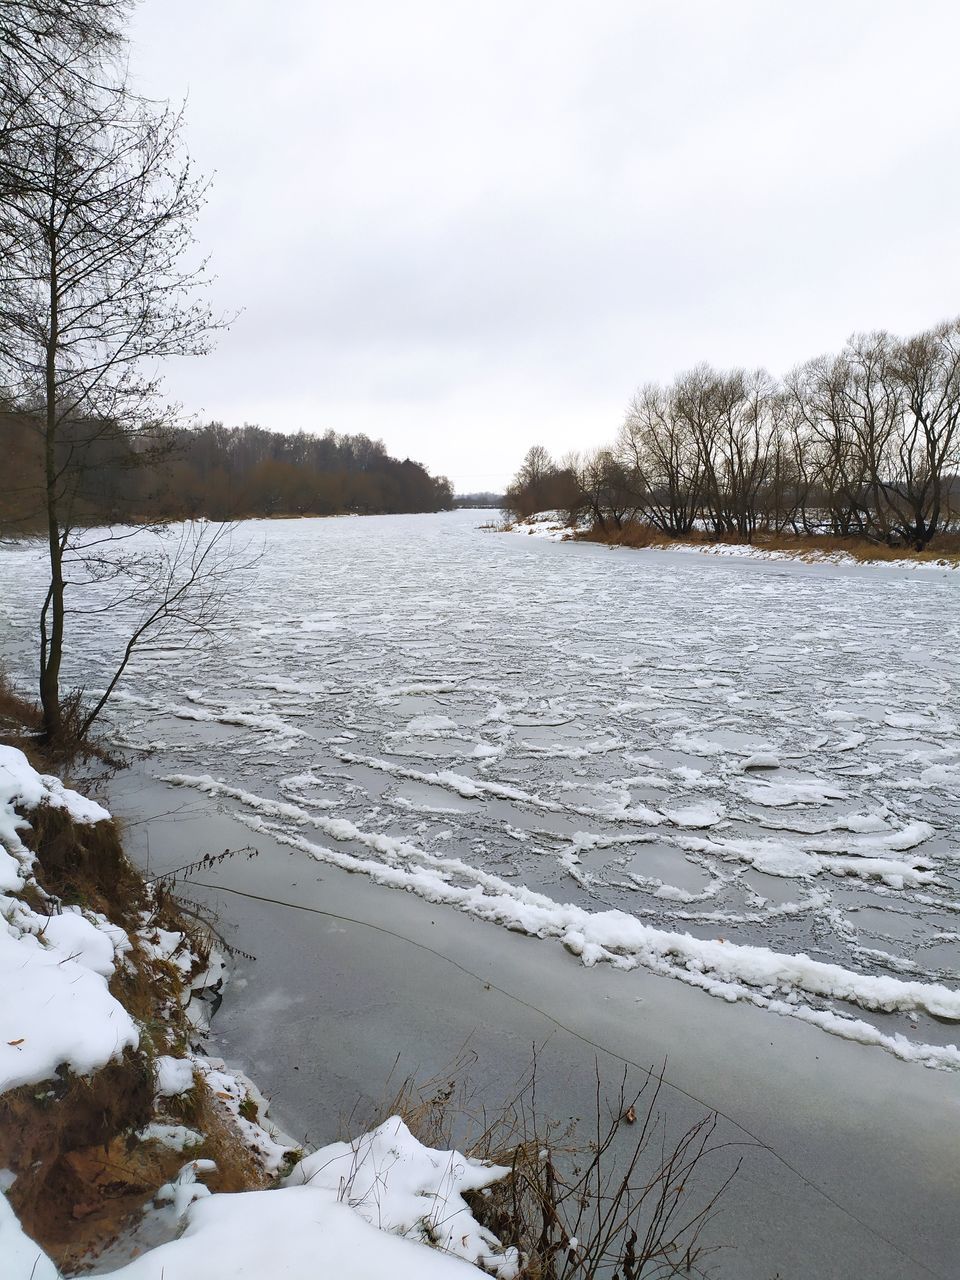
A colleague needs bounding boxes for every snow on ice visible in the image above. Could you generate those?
[0,513,958,1070]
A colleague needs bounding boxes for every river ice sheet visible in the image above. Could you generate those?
[1,512,958,1065]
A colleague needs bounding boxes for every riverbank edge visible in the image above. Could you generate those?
[0,737,295,1270]
[498,513,960,569]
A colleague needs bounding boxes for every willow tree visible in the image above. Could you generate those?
[0,48,226,742]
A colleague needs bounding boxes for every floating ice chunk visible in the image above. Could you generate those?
[741,841,820,877]
[672,765,706,784]
[920,763,960,789]
[741,752,780,771]
[404,715,458,735]
[661,801,726,828]
[834,813,889,834]
[819,857,936,888]
[808,819,934,854]
[739,779,847,806]
[670,732,725,757]
[885,711,952,731]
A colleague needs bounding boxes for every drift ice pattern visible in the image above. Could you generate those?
[0,513,958,1065]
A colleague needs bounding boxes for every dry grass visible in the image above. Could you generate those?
[0,665,127,778]
[0,667,43,763]
[0,1052,272,1270]
[359,1051,741,1279]
[579,520,960,564]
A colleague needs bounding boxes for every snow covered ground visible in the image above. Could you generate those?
[0,511,958,1069]
[500,510,584,541]
[0,747,137,1095]
[78,1117,516,1280]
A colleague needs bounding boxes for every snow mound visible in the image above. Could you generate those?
[102,1183,496,1279]
[0,749,138,1094]
[154,1056,195,1098]
[286,1116,521,1277]
[503,511,583,541]
[0,745,110,889]
[1,1190,58,1280]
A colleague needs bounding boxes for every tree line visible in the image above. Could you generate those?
[505,321,960,550]
[0,410,453,530]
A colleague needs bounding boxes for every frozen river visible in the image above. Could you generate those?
[2,511,959,1068]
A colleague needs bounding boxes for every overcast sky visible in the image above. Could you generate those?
[129,1,960,491]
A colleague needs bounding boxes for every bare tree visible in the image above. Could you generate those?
[523,318,960,553]
[0,21,231,742]
[66,522,250,740]
[883,321,960,548]
[575,447,633,532]
[785,354,873,538]
[618,384,702,536]
[785,327,960,548]
[0,1,127,163]
[504,445,580,521]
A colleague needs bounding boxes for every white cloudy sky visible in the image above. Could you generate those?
[129,0,960,491]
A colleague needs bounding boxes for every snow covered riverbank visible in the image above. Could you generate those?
[501,511,960,570]
[0,747,520,1279]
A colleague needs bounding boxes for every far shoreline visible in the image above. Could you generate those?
[497,512,960,571]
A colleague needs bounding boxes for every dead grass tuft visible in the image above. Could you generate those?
[357,1051,741,1279]
[0,667,43,763]
[25,805,144,928]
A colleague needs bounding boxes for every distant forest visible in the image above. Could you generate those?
[0,413,454,531]
[453,491,505,508]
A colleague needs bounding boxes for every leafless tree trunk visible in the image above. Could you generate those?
[882,321,960,548]
[618,385,702,535]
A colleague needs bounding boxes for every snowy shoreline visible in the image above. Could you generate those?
[0,748,520,1279]
[499,511,960,572]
